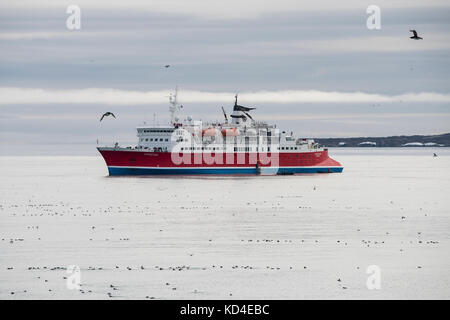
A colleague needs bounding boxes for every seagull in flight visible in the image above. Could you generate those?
[409,30,423,40]
[100,112,116,122]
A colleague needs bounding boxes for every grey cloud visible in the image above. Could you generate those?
[0,2,449,153]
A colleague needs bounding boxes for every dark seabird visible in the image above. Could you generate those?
[409,30,423,40]
[164,65,170,68]
[100,112,116,122]
[433,153,438,157]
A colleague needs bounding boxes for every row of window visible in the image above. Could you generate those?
[176,146,303,151]
[141,138,169,142]
[142,129,174,133]
[179,147,270,152]
[181,147,223,151]
[138,146,168,151]
[234,147,254,152]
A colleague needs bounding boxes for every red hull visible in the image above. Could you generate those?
[98,148,343,175]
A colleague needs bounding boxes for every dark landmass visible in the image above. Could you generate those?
[314,133,450,147]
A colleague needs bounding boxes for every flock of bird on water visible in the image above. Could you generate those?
[2,192,436,299]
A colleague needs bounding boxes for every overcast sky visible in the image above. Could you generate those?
[1,0,449,154]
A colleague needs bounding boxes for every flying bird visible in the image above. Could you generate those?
[164,65,170,68]
[409,30,423,40]
[100,112,116,122]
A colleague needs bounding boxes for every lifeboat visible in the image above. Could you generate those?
[221,128,239,137]
[202,128,218,137]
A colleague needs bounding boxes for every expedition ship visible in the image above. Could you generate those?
[98,89,343,175]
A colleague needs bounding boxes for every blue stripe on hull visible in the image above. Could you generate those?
[276,167,343,174]
[108,167,343,176]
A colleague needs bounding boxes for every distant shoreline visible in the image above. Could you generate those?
[315,133,450,147]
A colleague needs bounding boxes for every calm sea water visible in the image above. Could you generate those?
[0,148,449,299]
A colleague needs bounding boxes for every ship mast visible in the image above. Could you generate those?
[169,86,182,125]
